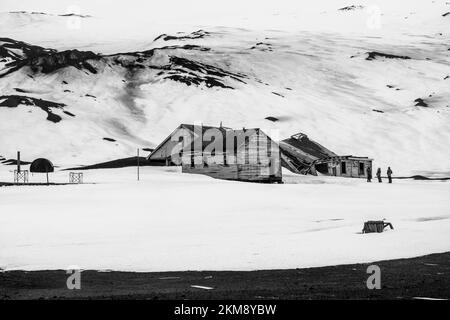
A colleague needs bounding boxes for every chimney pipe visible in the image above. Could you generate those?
[17,151,21,173]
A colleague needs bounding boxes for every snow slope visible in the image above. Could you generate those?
[0,166,449,271]
[0,2,449,272]
[0,1,449,175]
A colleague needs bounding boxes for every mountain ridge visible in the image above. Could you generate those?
[0,8,449,175]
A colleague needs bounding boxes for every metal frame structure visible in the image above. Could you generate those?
[69,172,83,184]
[14,170,29,184]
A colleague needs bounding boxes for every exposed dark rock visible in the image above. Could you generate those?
[112,44,210,60]
[142,148,154,152]
[9,11,91,18]
[414,98,429,107]
[1,158,31,165]
[103,138,117,142]
[63,111,75,117]
[2,37,243,93]
[445,76,449,80]
[0,95,66,122]
[14,88,28,93]
[372,109,385,113]
[85,94,96,98]
[338,5,364,11]
[443,12,450,17]
[58,13,91,18]
[387,85,401,91]
[366,52,411,61]
[0,38,100,77]
[0,37,51,60]
[166,74,234,89]
[158,56,247,89]
[250,42,273,52]
[173,45,210,52]
[170,57,245,81]
[9,11,47,15]
[64,157,163,171]
[271,92,284,98]
[265,116,279,122]
[154,30,210,42]
[29,50,100,74]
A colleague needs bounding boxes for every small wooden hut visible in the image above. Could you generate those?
[312,156,373,178]
[148,124,282,183]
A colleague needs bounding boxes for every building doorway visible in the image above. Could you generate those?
[359,162,365,176]
[341,162,347,174]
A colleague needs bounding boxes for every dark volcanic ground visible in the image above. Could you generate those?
[1,252,449,300]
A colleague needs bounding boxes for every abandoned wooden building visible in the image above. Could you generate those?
[148,124,282,183]
[280,133,373,178]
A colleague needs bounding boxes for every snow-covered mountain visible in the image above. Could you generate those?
[0,2,449,175]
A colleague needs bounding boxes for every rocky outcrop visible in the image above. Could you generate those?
[153,30,210,42]
[0,37,52,60]
[0,95,69,123]
[29,50,100,74]
[0,38,100,77]
[365,51,411,61]
[160,56,247,89]
[338,5,364,11]
[414,98,429,108]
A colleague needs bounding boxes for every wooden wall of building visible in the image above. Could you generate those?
[181,131,282,183]
[182,163,282,183]
[317,159,372,178]
[150,126,283,183]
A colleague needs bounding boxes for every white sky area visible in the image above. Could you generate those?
[0,0,438,30]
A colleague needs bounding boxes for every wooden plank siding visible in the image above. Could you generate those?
[182,164,282,183]
[181,130,282,183]
[316,158,373,178]
[149,125,283,183]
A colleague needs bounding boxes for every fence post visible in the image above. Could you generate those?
[137,149,140,181]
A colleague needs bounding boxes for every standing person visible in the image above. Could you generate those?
[376,168,382,183]
[366,165,372,182]
[387,167,393,183]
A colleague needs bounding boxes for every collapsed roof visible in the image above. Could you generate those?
[280,133,373,175]
[280,133,336,174]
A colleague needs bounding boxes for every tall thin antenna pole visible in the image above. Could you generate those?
[17,151,21,173]
[137,148,140,181]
